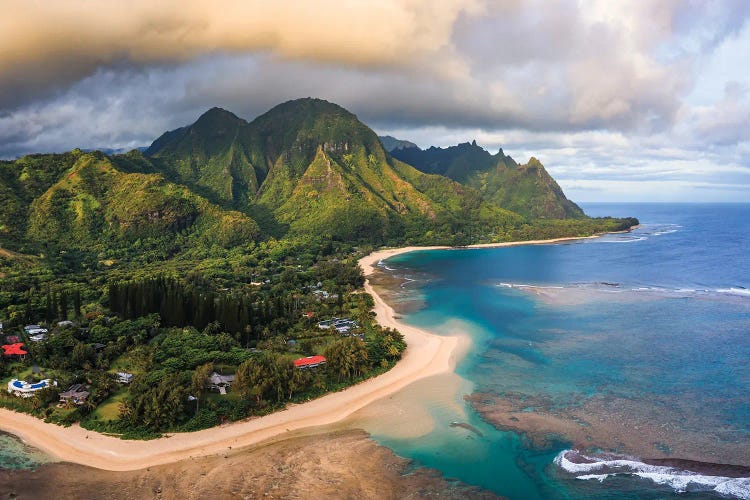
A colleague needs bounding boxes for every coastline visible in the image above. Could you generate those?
[0,234,602,472]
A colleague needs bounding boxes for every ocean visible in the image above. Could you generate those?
[0,431,53,470]
[363,203,750,499]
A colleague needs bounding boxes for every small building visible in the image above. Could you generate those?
[5,335,20,344]
[59,384,89,405]
[208,372,235,395]
[293,355,326,369]
[2,343,27,360]
[28,333,47,342]
[116,372,134,384]
[57,320,74,328]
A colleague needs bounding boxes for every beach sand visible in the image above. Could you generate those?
[0,235,603,473]
[0,245,468,471]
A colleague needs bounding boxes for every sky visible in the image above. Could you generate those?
[2,0,749,202]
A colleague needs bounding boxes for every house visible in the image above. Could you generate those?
[333,319,358,334]
[208,372,235,395]
[24,325,48,336]
[116,372,134,384]
[2,343,27,360]
[293,355,326,369]
[59,384,90,405]
[7,379,55,398]
[317,318,338,329]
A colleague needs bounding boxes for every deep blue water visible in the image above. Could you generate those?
[371,204,750,499]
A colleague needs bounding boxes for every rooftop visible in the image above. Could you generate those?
[2,343,27,356]
[294,355,327,368]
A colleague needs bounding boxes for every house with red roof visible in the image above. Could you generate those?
[2,343,28,359]
[293,355,326,369]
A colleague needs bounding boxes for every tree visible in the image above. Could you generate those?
[234,353,293,406]
[191,362,214,412]
[59,290,68,321]
[324,337,369,382]
[73,288,82,318]
[122,374,188,430]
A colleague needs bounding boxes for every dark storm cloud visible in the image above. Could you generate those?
[2,1,750,201]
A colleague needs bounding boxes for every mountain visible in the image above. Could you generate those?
[145,107,262,208]
[390,141,585,219]
[378,135,418,152]
[143,98,524,244]
[1,98,636,258]
[0,150,258,255]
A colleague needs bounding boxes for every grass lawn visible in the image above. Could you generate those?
[205,390,242,403]
[48,405,78,422]
[91,388,127,421]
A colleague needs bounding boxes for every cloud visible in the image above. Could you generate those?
[0,0,480,110]
[2,0,750,201]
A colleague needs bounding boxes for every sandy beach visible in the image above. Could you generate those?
[0,235,598,472]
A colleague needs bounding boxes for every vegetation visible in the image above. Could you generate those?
[388,140,586,219]
[0,97,637,437]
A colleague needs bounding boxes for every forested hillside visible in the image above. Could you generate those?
[388,140,585,219]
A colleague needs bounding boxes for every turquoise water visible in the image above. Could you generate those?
[369,204,750,499]
[0,431,53,470]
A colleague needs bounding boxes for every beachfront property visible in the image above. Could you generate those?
[1,342,27,360]
[317,317,358,331]
[208,372,235,395]
[293,355,326,369]
[312,289,339,301]
[59,383,90,405]
[24,325,48,336]
[116,372,134,384]
[7,378,55,397]
[318,317,359,334]
[24,325,49,342]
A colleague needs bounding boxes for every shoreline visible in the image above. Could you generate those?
[0,234,604,472]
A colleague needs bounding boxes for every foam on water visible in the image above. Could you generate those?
[555,450,750,499]
[495,280,750,300]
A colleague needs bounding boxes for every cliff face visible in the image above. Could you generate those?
[389,141,584,219]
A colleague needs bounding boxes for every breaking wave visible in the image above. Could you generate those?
[555,450,750,499]
[591,223,681,244]
[496,281,750,300]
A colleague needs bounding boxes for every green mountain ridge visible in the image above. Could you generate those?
[144,98,528,244]
[0,150,259,256]
[378,135,417,152]
[387,140,585,219]
[1,98,637,258]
